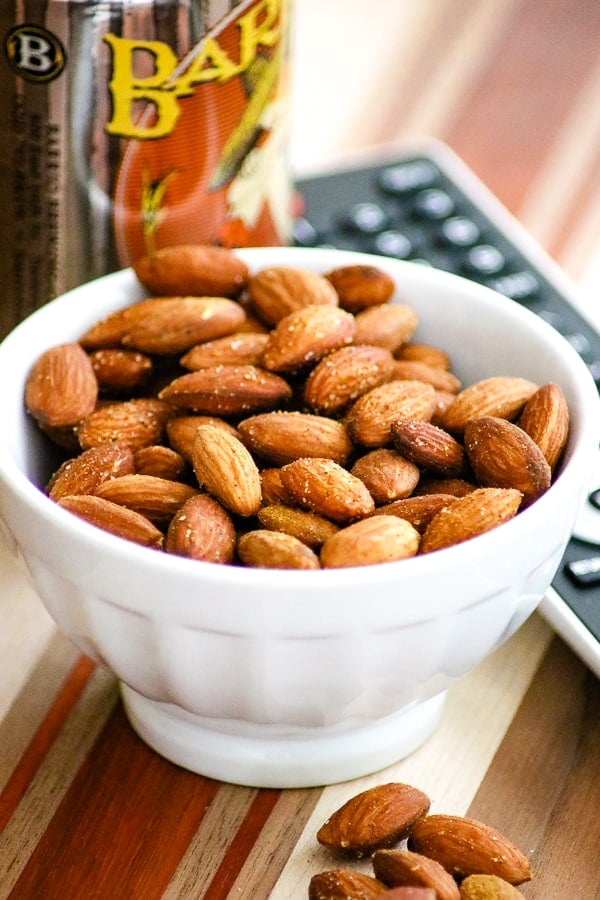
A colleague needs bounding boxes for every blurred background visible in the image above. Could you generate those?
[290,0,600,302]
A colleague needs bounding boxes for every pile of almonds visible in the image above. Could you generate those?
[310,782,531,899]
[24,244,570,569]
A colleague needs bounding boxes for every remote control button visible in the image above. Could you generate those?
[463,244,506,276]
[572,452,600,544]
[373,229,413,259]
[413,188,455,219]
[378,160,439,194]
[346,202,389,234]
[293,216,318,246]
[487,270,540,301]
[565,555,600,585]
[440,216,481,247]
[537,309,563,329]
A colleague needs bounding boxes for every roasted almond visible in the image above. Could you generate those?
[261,304,356,373]
[165,493,236,563]
[459,874,526,898]
[372,849,460,900]
[191,424,261,517]
[118,296,247,355]
[47,444,135,500]
[247,265,339,325]
[133,244,248,296]
[25,343,98,428]
[420,487,523,553]
[407,814,532,884]
[518,381,570,471]
[133,444,185,480]
[391,360,461,394]
[441,376,538,434]
[166,415,240,463]
[257,504,339,549]
[416,477,477,498]
[353,303,418,351]
[325,263,395,312]
[320,515,420,568]
[379,889,437,899]
[77,398,173,451]
[464,416,551,504]
[395,343,452,371]
[57,494,164,549]
[280,458,375,523]
[350,449,420,504]
[180,332,270,370]
[316,783,431,857]
[345,380,436,448]
[304,344,396,415]
[391,419,467,477]
[372,494,458,533]
[238,411,352,466]
[158,365,292,416]
[237,530,320,569]
[95,474,198,523]
[308,870,388,900]
[259,467,292,505]
[89,348,153,393]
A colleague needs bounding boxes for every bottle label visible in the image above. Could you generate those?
[0,0,291,332]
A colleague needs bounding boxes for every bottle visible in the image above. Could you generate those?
[0,0,292,337]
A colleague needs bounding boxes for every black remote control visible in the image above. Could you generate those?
[293,139,600,678]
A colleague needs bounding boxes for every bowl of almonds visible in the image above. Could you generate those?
[0,244,597,788]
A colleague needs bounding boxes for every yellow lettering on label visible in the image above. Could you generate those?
[104,34,180,139]
[175,37,240,96]
[238,0,280,67]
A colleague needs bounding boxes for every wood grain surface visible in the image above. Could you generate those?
[2,1,600,897]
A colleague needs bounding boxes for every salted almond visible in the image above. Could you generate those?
[158,365,292,416]
[180,332,269,370]
[165,494,236,563]
[353,303,418,351]
[79,306,139,350]
[372,494,458,533]
[247,266,339,325]
[166,415,240,463]
[391,419,467,477]
[464,416,551,504]
[316,783,431,857]
[351,449,420,504]
[459,874,526,898]
[57,494,164,548]
[391,360,461,393]
[280,458,375,523]
[378,889,437,899]
[25,343,98,428]
[191,424,261,517]
[372,849,460,900]
[77,398,173,451]
[325,264,395,312]
[47,445,135,500]
[237,530,320,569]
[431,390,458,427]
[407,815,532,884]
[304,344,396,415]
[441,376,538,434]
[321,515,420,568]
[261,304,356,373]
[89,348,153,393]
[345,380,436,448]
[258,505,339,549]
[518,382,570,471]
[238,412,352,466]
[309,870,388,900]
[395,343,452,370]
[133,445,185,480]
[416,478,477,498]
[420,487,523,553]
[133,244,248,297]
[95,474,198,523]
[259,468,292,506]
[119,296,246,355]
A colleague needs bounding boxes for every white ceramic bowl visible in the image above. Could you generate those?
[0,248,598,788]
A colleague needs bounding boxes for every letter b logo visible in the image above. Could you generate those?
[5,25,66,82]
